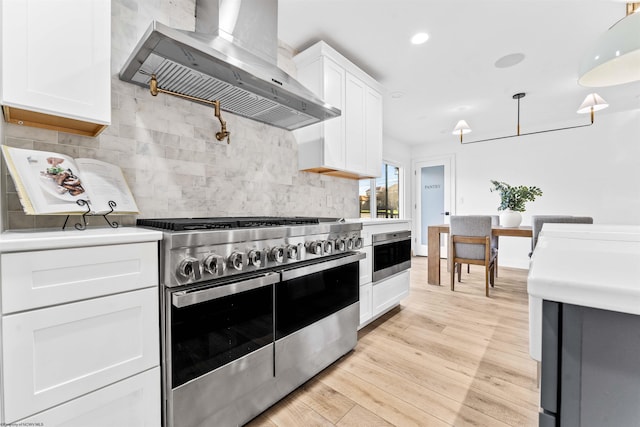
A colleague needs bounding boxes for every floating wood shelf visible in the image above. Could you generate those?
[2,106,108,138]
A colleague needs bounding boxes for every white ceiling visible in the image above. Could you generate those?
[278,0,640,145]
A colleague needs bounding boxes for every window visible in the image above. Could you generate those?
[359,163,401,219]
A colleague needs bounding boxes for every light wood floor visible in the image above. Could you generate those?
[246,257,540,427]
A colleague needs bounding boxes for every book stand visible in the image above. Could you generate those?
[62,200,119,231]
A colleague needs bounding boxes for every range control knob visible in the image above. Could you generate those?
[247,249,266,267]
[270,246,284,263]
[306,240,323,255]
[286,244,300,260]
[177,257,201,281]
[335,239,346,252]
[346,238,354,250]
[203,254,225,276]
[228,252,244,271]
[354,237,363,249]
[323,240,334,254]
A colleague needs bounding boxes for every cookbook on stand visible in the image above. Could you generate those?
[1,145,139,215]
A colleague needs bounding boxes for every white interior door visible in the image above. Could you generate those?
[413,155,455,256]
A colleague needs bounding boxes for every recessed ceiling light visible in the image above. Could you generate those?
[391,91,405,99]
[411,32,429,45]
[494,53,526,68]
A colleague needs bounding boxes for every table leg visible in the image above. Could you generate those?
[428,227,441,285]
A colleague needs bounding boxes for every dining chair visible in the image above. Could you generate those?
[466,215,500,277]
[450,215,497,297]
[529,215,594,257]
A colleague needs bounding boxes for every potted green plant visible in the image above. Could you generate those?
[490,180,543,227]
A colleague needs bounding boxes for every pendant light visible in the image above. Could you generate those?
[453,92,609,144]
[578,3,640,87]
[452,120,471,143]
[576,93,609,123]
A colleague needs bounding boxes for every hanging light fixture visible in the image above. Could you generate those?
[453,92,609,145]
[452,120,471,143]
[576,93,609,123]
[578,3,640,87]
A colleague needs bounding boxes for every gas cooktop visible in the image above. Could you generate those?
[136,217,334,231]
[141,216,360,287]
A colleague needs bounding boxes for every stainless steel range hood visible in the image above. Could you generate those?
[119,0,340,130]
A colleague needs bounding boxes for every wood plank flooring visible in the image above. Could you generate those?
[246,257,540,427]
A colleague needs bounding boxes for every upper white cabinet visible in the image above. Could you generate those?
[365,87,383,177]
[0,0,111,137]
[294,41,383,179]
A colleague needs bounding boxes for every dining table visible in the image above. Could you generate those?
[427,224,533,285]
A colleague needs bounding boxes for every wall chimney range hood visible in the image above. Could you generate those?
[119,0,340,131]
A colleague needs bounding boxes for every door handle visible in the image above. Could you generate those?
[441,211,450,216]
[172,272,280,308]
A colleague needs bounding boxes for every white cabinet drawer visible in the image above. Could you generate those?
[1,242,158,313]
[17,367,161,427]
[2,287,159,423]
[372,270,410,317]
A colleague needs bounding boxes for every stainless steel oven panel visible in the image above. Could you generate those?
[373,260,412,283]
[171,272,279,308]
[170,345,276,427]
[372,230,412,245]
[164,222,363,249]
[280,252,365,281]
[165,230,364,287]
[274,303,358,396]
[372,230,412,283]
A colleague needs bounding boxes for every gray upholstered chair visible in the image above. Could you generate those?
[449,215,497,297]
[466,215,500,277]
[530,215,594,257]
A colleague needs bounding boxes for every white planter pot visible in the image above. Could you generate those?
[500,210,522,228]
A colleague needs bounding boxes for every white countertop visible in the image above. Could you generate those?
[527,224,640,361]
[528,224,640,314]
[344,218,411,225]
[0,227,163,253]
[535,223,640,241]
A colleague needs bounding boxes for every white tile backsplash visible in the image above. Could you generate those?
[1,0,358,230]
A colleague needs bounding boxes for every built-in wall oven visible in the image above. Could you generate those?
[372,230,412,282]
[138,217,363,427]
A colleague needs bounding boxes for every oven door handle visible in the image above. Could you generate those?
[281,252,366,281]
[172,272,280,308]
[372,230,412,245]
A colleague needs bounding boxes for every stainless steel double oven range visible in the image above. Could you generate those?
[138,217,364,427]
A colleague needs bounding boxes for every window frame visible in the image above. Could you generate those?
[359,160,403,219]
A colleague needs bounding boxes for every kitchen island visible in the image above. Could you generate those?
[527,223,640,427]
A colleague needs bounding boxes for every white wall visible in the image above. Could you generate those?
[411,108,640,268]
[383,137,412,219]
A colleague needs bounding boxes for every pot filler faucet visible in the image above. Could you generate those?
[149,74,230,144]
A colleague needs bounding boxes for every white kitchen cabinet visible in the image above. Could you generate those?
[16,368,161,427]
[1,242,158,314]
[372,270,410,317]
[296,55,346,170]
[345,72,367,174]
[0,230,161,424]
[359,282,373,326]
[365,87,383,177]
[0,0,111,137]
[294,41,383,179]
[3,288,159,423]
[358,246,373,327]
[354,219,411,329]
[359,245,373,286]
